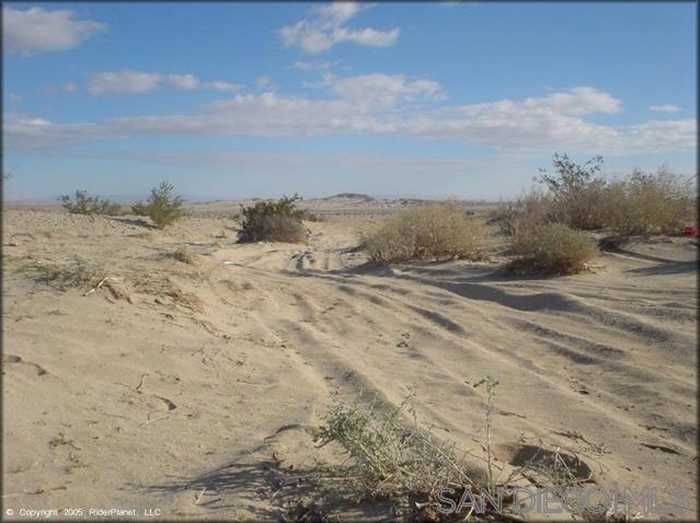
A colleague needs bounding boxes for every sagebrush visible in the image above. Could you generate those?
[363,202,485,264]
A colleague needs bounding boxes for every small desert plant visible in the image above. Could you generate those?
[172,246,196,264]
[132,181,185,229]
[510,223,598,275]
[238,194,308,243]
[59,190,122,216]
[314,394,482,503]
[363,202,485,264]
[16,256,105,291]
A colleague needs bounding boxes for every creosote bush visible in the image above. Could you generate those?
[238,193,308,243]
[537,153,609,231]
[363,202,485,264]
[132,181,185,229]
[510,223,599,275]
[60,190,123,216]
[604,168,695,235]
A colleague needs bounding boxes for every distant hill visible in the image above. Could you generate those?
[322,193,375,202]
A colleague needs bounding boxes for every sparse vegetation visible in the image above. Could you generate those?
[132,181,185,229]
[237,194,308,243]
[16,256,105,291]
[59,190,123,216]
[363,202,485,264]
[536,153,609,231]
[172,246,196,265]
[604,168,695,235]
[313,394,485,505]
[509,223,599,275]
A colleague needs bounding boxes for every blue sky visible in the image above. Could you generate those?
[3,1,697,201]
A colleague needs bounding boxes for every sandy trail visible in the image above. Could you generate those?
[3,209,697,520]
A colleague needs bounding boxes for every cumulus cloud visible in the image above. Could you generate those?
[649,104,681,113]
[4,85,696,155]
[3,6,105,54]
[87,70,242,95]
[280,2,399,53]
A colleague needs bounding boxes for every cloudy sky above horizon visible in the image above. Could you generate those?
[3,2,697,200]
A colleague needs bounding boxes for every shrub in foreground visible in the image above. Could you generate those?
[238,194,308,243]
[132,181,185,229]
[510,223,598,275]
[364,202,485,264]
[60,190,123,216]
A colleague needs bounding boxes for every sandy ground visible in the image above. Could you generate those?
[2,198,697,521]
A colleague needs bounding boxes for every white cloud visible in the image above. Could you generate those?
[166,74,200,90]
[292,60,337,71]
[88,70,162,95]
[87,71,242,95]
[4,85,696,155]
[325,73,445,109]
[204,80,243,93]
[2,6,105,54]
[649,104,681,113]
[280,2,399,53]
[256,75,272,87]
[63,82,78,93]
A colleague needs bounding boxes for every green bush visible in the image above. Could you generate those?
[132,181,185,229]
[510,223,598,275]
[59,190,123,216]
[238,194,308,243]
[363,202,485,264]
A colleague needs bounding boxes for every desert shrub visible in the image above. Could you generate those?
[510,223,598,274]
[363,202,485,263]
[490,190,554,237]
[537,153,610,230]
[604,168,695,235]
[132,181,185,229]
[59,190,123,216]
[16,256,105,291]
[238,194,308,243]
[314,395,482,503]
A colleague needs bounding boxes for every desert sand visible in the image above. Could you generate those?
[2,196,697,520]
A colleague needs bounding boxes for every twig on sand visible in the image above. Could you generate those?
[83,276,117,296]
[194,487,207,505]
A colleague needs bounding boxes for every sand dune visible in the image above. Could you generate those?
[3,206,696,520]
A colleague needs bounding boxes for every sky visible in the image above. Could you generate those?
[2,1,697,201]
